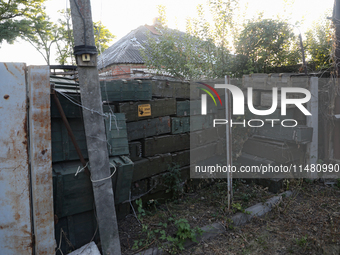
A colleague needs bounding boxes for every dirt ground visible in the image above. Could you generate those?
[118,179,340,255]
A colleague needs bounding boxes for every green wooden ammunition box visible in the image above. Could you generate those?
[52,113,128,162]
[190,128,220,147]
[109,156,134,204]
[191,115,215,131]
[100,80,152,101]
[54,210,99,254]
[53,156,133,218]
[129,141,142,161]
[51,118,88,163]
[143,133,190,157]
[252,124,313,144]
[53,161,93,218]
[171,115,214,134]
[127,116,171,141]
[104,113,129,156]
[172,150,190,167]
[51,93,83,118]
[171,116,190,134]
[116,98,176,122]
[176,100,217,116]
[151,80,200,99]
[102,104,115,113]
[132,153,172,182]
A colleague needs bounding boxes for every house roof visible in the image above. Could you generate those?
[97,25,163,70]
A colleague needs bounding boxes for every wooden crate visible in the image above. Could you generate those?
[176,100,217,116]
[143,133,190,157]
[104,113,129,156]
[109,156,134,204]
[127,116,171,141]
[54,210,99,254]
[132,153,172,182]
[100,80,152,102]
[116,98,176,122]
[53,156,134,218]
[151,80,200,99]
[171,115,215,134]
[50,93,83,118]
[129,141,142,161]
[51,118,88,163]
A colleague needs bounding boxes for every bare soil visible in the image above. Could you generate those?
[118,179,340,255]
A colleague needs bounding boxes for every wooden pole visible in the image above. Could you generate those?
[69,0,121,254]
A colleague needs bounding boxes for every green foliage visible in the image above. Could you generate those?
[142,1,238,79]
[163,163,183,199]
[54,8,115,65]
[0,0,46,44]
[232,202,251,214]
[22,12,58,65]
[132,200,203,253]
[305,11,333,71]
[295,235,308,247]
[235,18,301,74]
[93,21,115,55]
[55,8,74,65]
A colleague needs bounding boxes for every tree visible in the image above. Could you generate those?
[93,21,115,55]
[235,18,301,74]
[54,8,115,65]
[141,1,238,80]
[0,0,46,44]
[23,12,59,65]
[305,13,333,71]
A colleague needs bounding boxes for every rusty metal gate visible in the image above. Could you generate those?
[0,63,55,254]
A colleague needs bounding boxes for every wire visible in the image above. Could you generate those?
[90,163,117,183]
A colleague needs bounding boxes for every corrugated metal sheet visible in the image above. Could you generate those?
[0,63,33,254]
[97,25,157,69]
[28,66,55,254]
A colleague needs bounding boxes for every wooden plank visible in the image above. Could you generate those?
[143,133,190,157]
[127,116,171,141]
[116,98,176,122]
[28,66,55,254]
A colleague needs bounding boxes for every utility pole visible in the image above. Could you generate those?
[69,0,121,254]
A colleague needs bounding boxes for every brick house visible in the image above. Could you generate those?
[97,23,164,80]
